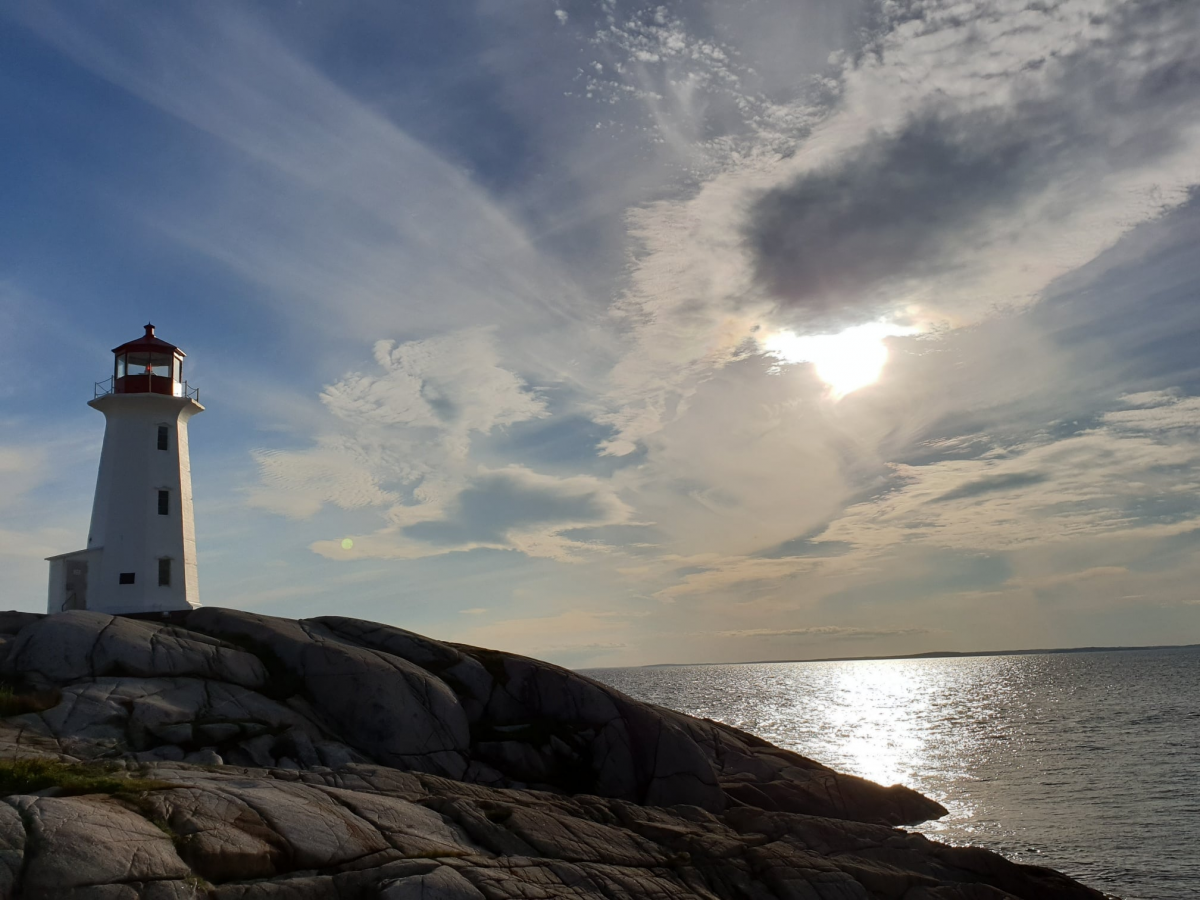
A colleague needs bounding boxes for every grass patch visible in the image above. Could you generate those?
[0,684,61,717]
[121,793,182,839]
[183,873,213,890]
[0,758,173,798]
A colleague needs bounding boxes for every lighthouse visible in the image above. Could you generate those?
[46,324,203,615]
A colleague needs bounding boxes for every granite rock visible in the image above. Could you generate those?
[0,607,1110,899]
[8,794,190,897]
[0,611,267,689]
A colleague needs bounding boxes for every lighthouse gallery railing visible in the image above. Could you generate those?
[94,376,200,402]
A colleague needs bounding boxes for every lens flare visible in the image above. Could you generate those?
[762,321,918,397]
[341,538,354,550]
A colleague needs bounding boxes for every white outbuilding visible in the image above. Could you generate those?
[47,324,204,615]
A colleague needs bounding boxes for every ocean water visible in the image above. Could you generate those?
[586,647,1200,900]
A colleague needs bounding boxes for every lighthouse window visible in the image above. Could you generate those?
[122,352,174,379]
[158,490,170,515]
[158,558,171,587]
[157,425,169,451]
[118,572,136,585]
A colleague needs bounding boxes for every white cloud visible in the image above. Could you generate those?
[248,328,547,520]
[248,436,400,519]
[323,329,548,455]
[637,384,1200,617]
[589,0,1200,457]
[648,555,820,603]
[823,392,1200,554]
[313,464,632,562]
[718,625,932,641]
[0,446,45,511]
[1102,395,1200,434]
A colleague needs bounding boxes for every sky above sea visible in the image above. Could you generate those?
[2,0,1199,667]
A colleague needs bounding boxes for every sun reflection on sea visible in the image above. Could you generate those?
[821,661,927,788]
[596,656,1017,835]
[591,650,1200,898]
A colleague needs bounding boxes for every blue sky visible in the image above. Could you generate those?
[2,0,1199,666]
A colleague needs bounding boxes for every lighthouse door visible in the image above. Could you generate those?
[64,558,89,610]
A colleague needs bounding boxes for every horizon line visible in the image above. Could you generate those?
[586,642,1200,670]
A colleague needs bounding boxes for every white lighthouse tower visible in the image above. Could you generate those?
[46,324,204,615]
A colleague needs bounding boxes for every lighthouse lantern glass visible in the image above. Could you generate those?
[115,353,179,379]
[112,348,184,396]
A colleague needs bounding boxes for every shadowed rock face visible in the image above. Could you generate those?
[0,608,1108,899]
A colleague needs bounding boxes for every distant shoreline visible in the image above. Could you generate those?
[600,643,1200,670]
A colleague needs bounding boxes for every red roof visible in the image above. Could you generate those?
[111,323,186,358]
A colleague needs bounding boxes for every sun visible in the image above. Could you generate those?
[762,321,918,397]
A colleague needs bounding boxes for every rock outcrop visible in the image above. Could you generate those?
[0,608,1108,899]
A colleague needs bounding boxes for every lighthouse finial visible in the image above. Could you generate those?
[145,323,155,338]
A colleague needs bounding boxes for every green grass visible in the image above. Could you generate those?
[0,684,61,717]
[0,758,173,798]
[183,873,212,891]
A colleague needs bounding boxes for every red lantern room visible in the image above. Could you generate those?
[105,324,196,399]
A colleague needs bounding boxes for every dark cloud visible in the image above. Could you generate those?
[748,111,1044,316]
[402,468,622,546]
[745,0,1200,323]
[757,536,853,559]
[484,412,646,476]
[558,523,661,545]
[671,565,715,578]
[931,472,1048,504]
[1119,491,1200,530]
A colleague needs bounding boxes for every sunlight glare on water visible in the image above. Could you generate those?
[588,648,1200,900]
[819,660,932,789]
